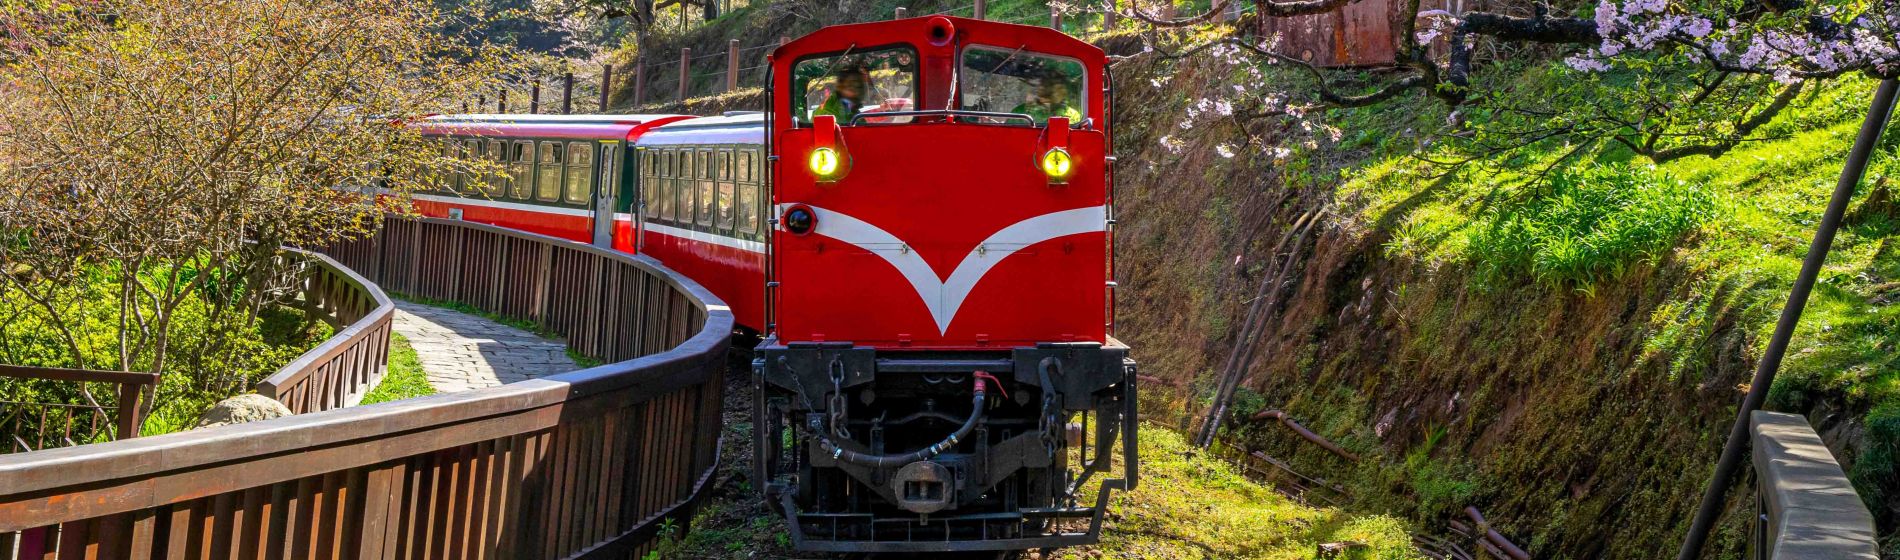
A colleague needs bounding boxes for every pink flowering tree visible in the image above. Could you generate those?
[1104,0,1900,163]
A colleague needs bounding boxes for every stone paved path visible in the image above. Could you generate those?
[390,300,579,392]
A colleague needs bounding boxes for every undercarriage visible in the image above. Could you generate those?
[751,338,1138,553]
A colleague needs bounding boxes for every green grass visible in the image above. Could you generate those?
[359,333,435,405]
[1046,425,1420,560]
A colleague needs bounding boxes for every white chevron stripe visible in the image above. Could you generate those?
[796,205,1106,334]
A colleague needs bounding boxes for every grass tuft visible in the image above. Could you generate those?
[359,333,434,405]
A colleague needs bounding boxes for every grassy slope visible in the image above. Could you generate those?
[1105,52,1900,556]
[1335,75,1900,551]
[1045,426,1418,560]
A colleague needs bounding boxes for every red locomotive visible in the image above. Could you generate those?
[408,15,1136,553]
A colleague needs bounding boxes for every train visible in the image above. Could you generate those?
[409,15,1137,553]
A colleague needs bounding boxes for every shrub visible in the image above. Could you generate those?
[1468,164,1713,292]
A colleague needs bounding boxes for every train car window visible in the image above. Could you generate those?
[738,182,759,236]
[736,151,752,183]
[487,140,508,197]
[715,150,734,231]
[791,45,918,126]
[510,141,534,200]
[653,150,673,223]
[438,139,459,193]
[676,150,694,225]
[535,142,564,202]
[565,142,593,204]
[696,149,715,227]
[958,46,1087,127]
[466,140,495,197]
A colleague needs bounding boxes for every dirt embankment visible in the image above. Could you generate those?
[1105,56,1768,558]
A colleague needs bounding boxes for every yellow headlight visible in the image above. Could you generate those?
[809,147,840,177]
[1041,148,1073,180]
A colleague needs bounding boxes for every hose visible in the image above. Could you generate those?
[816,375,989,469]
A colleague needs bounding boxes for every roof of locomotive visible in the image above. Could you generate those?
[635,113,764,147]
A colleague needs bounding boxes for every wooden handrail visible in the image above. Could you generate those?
[0,365,160,387]
[0,215,733,558]
[0,365,158,452]
[254,247,397,413]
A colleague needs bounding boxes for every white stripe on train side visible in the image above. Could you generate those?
[639,221,765,253]
[413,193,593,217]
[417,194,764,254]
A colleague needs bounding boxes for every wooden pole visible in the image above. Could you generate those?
[477,94,486,111]
[1051,7,1062,29]
[600,63,615,111]
[726,39,740,92]
[632,59,646,107]
[974,0,986,19]
[530,80,541,114]
[497,89,507,113]
[562,72,574,114]
[1104,0,1117,28]
[678,47,691,102]
[895,6,907,18]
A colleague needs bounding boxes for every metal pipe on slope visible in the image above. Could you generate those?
[1676,78,1900,560]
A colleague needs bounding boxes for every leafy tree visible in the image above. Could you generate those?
[0,0,510,426]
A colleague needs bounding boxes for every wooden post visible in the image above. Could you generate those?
[895,6,907,18]
[562,72,574,114]
[726,39,740,92]
[632,59,646,107]
[602,63,615,111]
[530,80,541,114]
[497,89,507,113]
[477,94,486,111]
[1050,7,1062,29]
[678,47,691,102]
[1104,0,1117,28]
[974,0,986,19]
[115,382,143,439]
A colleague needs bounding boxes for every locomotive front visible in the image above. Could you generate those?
[755,16,1137,552]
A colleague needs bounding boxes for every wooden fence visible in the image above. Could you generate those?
[255,249,396,414]
[0,366,157,454]
[0,216,731,559]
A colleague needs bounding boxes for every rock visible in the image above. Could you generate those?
[194,394,293,429]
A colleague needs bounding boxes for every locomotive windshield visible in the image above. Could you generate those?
[958,45,1086,127]
[791,46,918,125]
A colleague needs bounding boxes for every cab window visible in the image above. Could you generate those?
[958,46,1087,127]
[791,46,918,126]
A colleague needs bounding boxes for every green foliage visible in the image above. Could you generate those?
[1467,164,1713,291]
[0,263,327,439]
[360,334,436,405]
